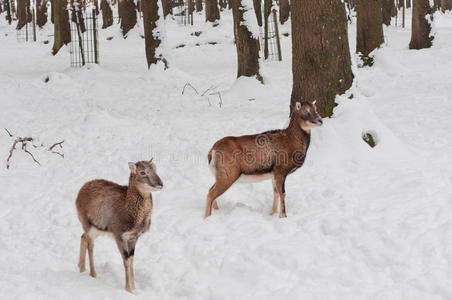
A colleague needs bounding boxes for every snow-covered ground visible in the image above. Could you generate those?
[1,9,452,300]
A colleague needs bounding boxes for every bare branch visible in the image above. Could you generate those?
[4,128,13,137]
[182,83,199,95]
[6,137,39,169]
[48,141,64,151]
[209,92,223,108]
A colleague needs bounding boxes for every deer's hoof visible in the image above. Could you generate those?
[279,213,287,218]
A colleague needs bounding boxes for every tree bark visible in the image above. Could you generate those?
[356,0,384,59]
[52,0,70,55]
[5,0,12,24]
[253,0,262,26]
[407,0,411,8]
[441,0,451,11]
[16,0,31,30]
[101,0,113,28]
[409,0,433,49]
[290,0,353,117]
[279,0,289,24]
[119,0,137,37]
[205,0,220,22]
[142,0,167,68]
[36,0,48,27]
[162,0,171,17]
[219,0,227,9]
[382,0,395,25]
[195,0,202,12]
[188,0,194,14]
[232,0,261,81]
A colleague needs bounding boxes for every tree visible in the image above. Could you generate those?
[205,0,220,22]
[253,0,262,26]
[142,0,168,68]
[382,0,396,25]
[4,0,12,24]
[52,0,70,55]
[162,0,171,17]
[36,0,48,28]
[119,0,137,37]
[409,0,433,49]
[100,0,113,28]
[195,0,202,12]
[356,0,384,62]
[290,0,353,117]
[231,0,261,81]
[279,0,289,24]
[441,0,451,11]
[16,0,31,30]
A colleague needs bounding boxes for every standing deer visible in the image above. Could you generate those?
[76,160,163,292]
[205,101,322,218]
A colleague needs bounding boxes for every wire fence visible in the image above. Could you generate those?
[259,3,282,61]
[69,9,99,67]
[16,22,34,42]
[174,0,193,26]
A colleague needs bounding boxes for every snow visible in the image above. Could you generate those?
[1,8,452,300]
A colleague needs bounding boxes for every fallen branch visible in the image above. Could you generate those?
[4,128,13,137]
[182,83,199,95]
[209,92,223,108]
[6,137,40,169]
[48,141,65,158]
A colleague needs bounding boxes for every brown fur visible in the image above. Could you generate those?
[205,102,322,218]
[76,160,163,293]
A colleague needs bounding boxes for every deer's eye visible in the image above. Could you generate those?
[140,171,146,176]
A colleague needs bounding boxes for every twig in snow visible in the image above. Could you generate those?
[6,137,40,169]
[48,141,65,158]
[4,128,13,137]
[209,92,223,108]
[182,83,199,95]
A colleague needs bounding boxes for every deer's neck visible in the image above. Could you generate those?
[287,117,311,141]
[126,175,152,210]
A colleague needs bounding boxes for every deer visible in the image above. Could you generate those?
[75,160,163,293]
[205,101,323,218]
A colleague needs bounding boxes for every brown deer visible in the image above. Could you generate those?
[75,160,163,292]
[205,101,322,218]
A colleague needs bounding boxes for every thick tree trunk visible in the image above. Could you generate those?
[279,0,289,24]
[356,0,384,59]
[36,0,48,27]
[142,0,167,68]
[101,0,113,28]
[382,0,396,25]
[205,0,220,22]
[195,0,202,12]
[232,0,261,81]
[16,0,31,30]
[162,0,171,17]
[52,0,70,55]
[119,0,137,37]
[290,0,353,117]
[253,0,262,26]
[409,0,433,49]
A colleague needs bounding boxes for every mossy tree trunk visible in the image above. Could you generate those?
[290,0,353,117]
[232,0,261,81]
[52,0,70,55]
[410,0,433,49]
[279,0,289,24]
[142,0,168,68]
[36,0,48,27]
[382,0,396,25]
[119,0,137,37]
[101,0,113,28]
[205,0,220,22]
[356,0,384,59]
[195,0,202,12]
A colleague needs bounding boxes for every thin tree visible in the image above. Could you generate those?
[119,0,137,37]
[5,0,12,24]
[409,0,433,49]
[290,0,353,117]
[100,0,113,28]
[231,0,261,81]
[17,0,31,30]
[142,0,168,68]
[195,0,202,12]
[279,0,289,24]
[253,0,262,26]
[382,0,396,25]
[205,0,220,22]
[36,0,48,27]
[356,0,384,64]
[162,0,171,17]
[52,0,70,55]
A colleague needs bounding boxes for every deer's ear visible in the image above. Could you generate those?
[128,162,137,174]
[295,102,302,111]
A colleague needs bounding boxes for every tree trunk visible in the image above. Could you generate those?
[142,0,168,68]
[16,0,31,30]
[382,0,395,25]
[441,0,451,11]
[409,0,433,49]
[5,0,12,24]
[52,0,70,55]
[232,0,261,81]
[119,0,137,37]
[101,0,113,28]
[264,0,271,18]
[205,0,220,22]
[434,0,440,10]
[50,0,54,23]
[162,0,171,17]
[188,0,194,14]
[290,0,353,117]
[356,0,384,59]
[279,0,289,24]
[407,0,411,8]
[219,0,227,9]
[36,0,48,27]
[195,0,202,12]
[253,0,262,26]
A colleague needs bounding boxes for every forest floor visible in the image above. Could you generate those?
[1,9,452,300]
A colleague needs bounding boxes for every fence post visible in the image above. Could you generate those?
[92,9,99,64]
[272,9,282,61]
[263,0,269,60]
[32,0,37,42]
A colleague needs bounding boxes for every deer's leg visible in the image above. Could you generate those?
[213,199,219,210]
[115,236,136,293]
[271,177,279,215]
[78,233,88,272]
[86,234,97,278]
[205,173,238,218]
[274,174,287,218]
